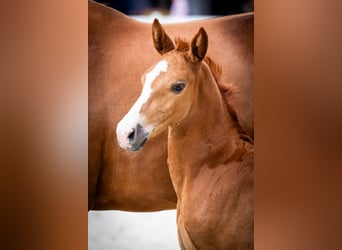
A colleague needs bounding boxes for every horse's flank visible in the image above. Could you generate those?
[89,0,253,211]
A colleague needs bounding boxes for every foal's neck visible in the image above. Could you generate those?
[168,62,247,192]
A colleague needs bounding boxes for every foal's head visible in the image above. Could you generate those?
[117,19,209,151]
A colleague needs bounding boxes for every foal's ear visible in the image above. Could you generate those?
[152,19,175,55]
[190,27,208,62]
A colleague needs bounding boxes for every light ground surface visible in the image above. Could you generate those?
[88,210,179,250]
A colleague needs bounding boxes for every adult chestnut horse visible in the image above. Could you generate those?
[89,0,253,210]
[116,22,253,249]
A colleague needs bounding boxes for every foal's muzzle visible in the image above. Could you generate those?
[117,123,149,151]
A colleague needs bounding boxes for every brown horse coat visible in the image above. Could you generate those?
[89,0,253,211]
[116,23,254,249]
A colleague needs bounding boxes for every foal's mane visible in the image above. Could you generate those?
[174,37,253,143]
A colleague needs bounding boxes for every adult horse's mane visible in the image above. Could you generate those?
[173,37,253,143]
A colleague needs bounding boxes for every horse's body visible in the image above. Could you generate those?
[89,0,253,211]
[116,21,253,249]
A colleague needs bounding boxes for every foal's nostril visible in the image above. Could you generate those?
[127,128,135,141]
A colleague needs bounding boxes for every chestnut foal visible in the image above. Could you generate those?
[117,20,253,249]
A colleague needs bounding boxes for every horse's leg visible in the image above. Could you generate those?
[177,226,186,250]
[177,224,198,250]
[177,206,198,250]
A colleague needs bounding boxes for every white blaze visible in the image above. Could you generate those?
[116,60,168,142]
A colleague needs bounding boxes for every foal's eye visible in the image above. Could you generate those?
[170,82,185,94]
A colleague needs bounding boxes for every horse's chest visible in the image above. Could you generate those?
[177,167,253,249]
